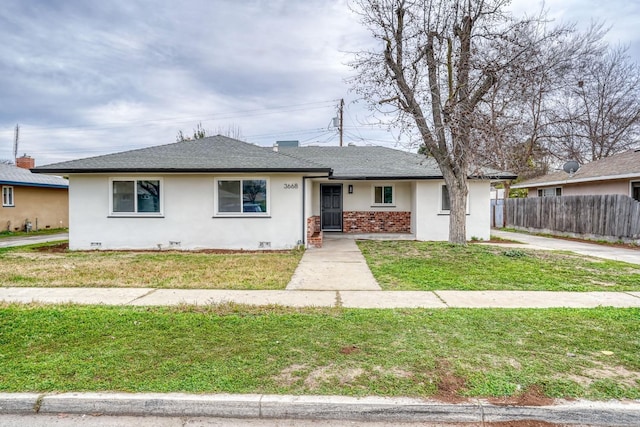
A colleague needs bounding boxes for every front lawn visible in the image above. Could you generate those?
[0,304,638,400]
[0,244,302,290]
[358,241,640,291]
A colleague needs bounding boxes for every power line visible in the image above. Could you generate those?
[3,100,339,134]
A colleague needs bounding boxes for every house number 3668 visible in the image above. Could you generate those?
[284,183,299,189]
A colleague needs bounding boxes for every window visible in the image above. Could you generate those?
[537,187,562,197]
[632,182,640,202]
[439,184,470,214]
[373,185,394,205]
[2,186,14,207]
[216,178,268,215]
[111,179,161,215]
[441,185,451,211]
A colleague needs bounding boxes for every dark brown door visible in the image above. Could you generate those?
[321,184,342,231]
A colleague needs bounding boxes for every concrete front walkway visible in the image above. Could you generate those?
[492,230,640,265]
[1,287,639,308]
[286,237,381,290]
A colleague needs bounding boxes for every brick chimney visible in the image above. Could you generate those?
[16,154,35,169]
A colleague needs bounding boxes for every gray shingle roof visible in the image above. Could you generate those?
[32,135,330,174]
[513,149,640,188]
[0,164,68,188]
[31,135,514,180]
[278,146,515,180]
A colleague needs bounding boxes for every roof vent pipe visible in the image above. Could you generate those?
[273,143,278,152]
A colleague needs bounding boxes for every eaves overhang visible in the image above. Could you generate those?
[31,167,333,175]
[0,180,68,189]
[512,172,640,189]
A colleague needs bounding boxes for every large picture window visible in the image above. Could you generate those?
[2,186,14,207]
[111,179,161,215]
[373,185,394,205]
[217,178,268,215]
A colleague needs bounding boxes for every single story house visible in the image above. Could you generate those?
[1,155,69,232]
[513,149,640,201]
[32,136,514,250]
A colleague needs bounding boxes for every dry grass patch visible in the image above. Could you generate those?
[0,245,303,290]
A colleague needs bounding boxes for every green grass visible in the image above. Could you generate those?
[0,228,68,239]
[0,304,637,400]
[358,241,640,291]
[0,244,303,290]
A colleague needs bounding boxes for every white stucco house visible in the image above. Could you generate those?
[32,136,514,250]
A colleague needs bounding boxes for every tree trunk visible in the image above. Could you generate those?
[446,175,468,244]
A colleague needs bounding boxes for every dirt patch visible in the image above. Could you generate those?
[487,385,555,407]
[583,365,640,388]
[34,242,68,252]
[304,366,365,389]
[272,364,308,387]
[339,345,360,355]
[431,360,469,403]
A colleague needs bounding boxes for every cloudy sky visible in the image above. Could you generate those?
[1,0,639,166]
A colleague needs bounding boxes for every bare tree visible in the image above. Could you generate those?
[216,123,244,140]
[176,122,208,142]
[176,122,244,142]
[473,22,606,194]
[551,45,640,163]
[349,0,557,243]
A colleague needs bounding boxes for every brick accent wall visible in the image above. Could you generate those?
[306,215,323,247]
[343,211,411,233]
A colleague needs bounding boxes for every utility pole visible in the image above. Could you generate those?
[338,98,344,147]
[13,124,19,162]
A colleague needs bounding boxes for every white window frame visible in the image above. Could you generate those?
[371,183,395,206]
[108,177,164,217]
[2,186,14,207]
[214,177,270,217]
[537,187,562,197]
[438,184,470,215]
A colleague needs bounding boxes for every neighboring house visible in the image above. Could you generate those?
[32,136,514,250]
[512,149,640,201]
[1,155,69,232]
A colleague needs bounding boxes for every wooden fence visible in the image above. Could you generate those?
[505,195,640,242]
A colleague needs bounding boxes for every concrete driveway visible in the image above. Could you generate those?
[491,230,640,265]
[0,233,68,248]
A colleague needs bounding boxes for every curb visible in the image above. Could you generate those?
[1,393,640,425]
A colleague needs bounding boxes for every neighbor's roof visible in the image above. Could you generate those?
[0,163,68,188]
[513,149,640,189]
[279,145,515,180]
[32,136,330,174]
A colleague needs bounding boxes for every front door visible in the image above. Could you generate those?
[321,184,342,231]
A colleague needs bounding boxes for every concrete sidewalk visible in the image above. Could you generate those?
[2,392,639,426]
[492,230,640,265]
[1,287,639,308]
